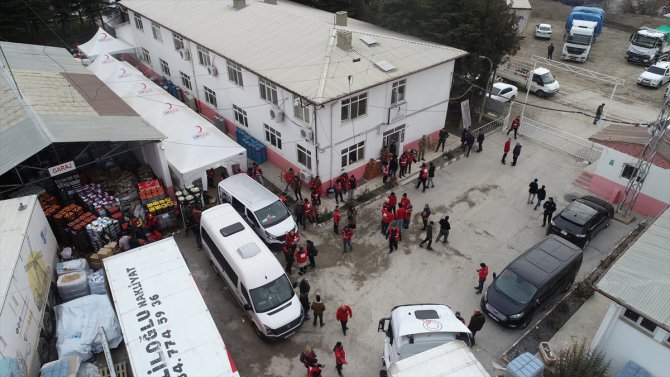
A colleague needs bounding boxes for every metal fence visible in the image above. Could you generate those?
[472,114,509,136]
[519,117,603,163]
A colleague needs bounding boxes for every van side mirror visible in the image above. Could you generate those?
[377,318,387,332]
[244,304,252,311]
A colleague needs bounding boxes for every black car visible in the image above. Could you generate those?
[546,195,614,249]
[481,235,583,329]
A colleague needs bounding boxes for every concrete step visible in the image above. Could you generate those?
[573,171,594,190]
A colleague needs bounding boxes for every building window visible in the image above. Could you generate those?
[227,61,244,86]
[180,71,192,90]
[197,45,211,66]
[151,23,162,42]
[233,104,248,127]
[640,318,657,333]
[203,86,217,108]
[297,144,312,169]
[341,93,367,122]
[264,124,282,149]
[134,13,143,30]
[173,33,184,51]
[622,308,658,334]
[159,59,170,76]
[391,79,406,105]
[293,96,311,124]
[623,309,639,322]
[341,141,365,168]
[259,77,278,105]
[140,48,151,65]
[621,163,644,182]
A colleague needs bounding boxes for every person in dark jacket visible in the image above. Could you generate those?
[465,132,475,158]
[527,178,539,204]
[534,185,547,211]
[294,199,306,229]
[427,162,436,188]
[306,240,318,268]
[511,142,522,166]
[419,221,434,250]
[542,197,557,227]
[299,292,311,320]
[468,309,486,346]
[311,295,326,327]
[283,244,295,274]
[435,216,451,243]
[476,132,485,152]
[300,278,311,295]
[389,154,398,177]
[293,174,303,201]
[436,128,449,152]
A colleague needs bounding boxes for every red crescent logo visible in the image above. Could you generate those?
[167,103,173,110]
[141,83,147,90]
[196,125,203,133]
[120,68,126,75]
[101,32,108,39]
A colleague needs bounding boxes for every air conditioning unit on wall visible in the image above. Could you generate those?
[300,128,313,142]
[270,107,284,122]
[299,170,312,183]
[206,65,218,77]
[179,48,191,61]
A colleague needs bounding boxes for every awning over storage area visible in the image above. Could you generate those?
[77,27,135,59]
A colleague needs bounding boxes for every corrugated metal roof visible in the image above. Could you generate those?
[507,0,532,10]
[120,0,467,104]
[0,42,165,176]
[596,208,670,329]
[589,125,670,163]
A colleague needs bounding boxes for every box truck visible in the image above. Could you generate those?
[496,60,560,97]
[104,237,240,377]
[0,195,59,377]
[377,304,488,376]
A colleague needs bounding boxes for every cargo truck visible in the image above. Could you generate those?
[561,20,597,62]
[0,195,59,377]
[377,304,488,377]
[496,60,560,97]
[565,11,603,36]
[626,26,670,65]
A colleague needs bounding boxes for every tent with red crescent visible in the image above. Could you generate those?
[78,27,135,59]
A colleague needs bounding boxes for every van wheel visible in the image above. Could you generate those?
[509,95,516,102]
[605,217,612,228]
[253,323,264,339]
[535,90,545,98]
[521,316,533,329]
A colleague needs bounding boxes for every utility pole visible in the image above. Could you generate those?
[617,98,670,217]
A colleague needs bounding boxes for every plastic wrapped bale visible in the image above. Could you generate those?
[57,272,90,302]
[55,294,123,362]
[76,362,102,377]
[56,258,90,277]
[87,270,106,295]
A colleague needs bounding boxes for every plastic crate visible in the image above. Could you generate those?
[505,352,545,377]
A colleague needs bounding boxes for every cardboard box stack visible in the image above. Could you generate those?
[51,204,84,245]
[76,184,121,217]
[86,217,121,250]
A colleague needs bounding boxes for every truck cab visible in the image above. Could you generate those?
[377,304,471,372]
[626,27,670,65]
[561,21,596,62]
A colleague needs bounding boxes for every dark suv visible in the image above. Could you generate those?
[546,196,614,249]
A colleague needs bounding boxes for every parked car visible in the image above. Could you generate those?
[488,82,518,102]
[535,23,552,39]
[546,195,614,249]
[637,61,670,88]
[481,235,583,329]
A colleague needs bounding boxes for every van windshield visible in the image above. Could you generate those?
[250,275,294,313]
[255,201,290,228]
[494,270,538,305]
[539,72,555,84]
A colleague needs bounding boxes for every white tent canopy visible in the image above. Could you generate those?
[88,55,247,188]
[78,28,135,59]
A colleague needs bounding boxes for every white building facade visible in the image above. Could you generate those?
[107,0,467,185]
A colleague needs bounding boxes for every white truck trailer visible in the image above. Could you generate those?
[104,237,240,377]
[0,195,59,377]
[496,60,560,98]
[561,20,597,62]
[377,304,489,377]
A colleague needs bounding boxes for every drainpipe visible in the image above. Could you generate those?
[313,102,320,179]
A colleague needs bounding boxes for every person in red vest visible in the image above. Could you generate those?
[283,168,294,192]
[333,342,347,376]
[341,225,353,253]
[403,203,413,229]
[382,162,390,184]
[336,304,353,336]
[416,163,429,192]
[308,360,324,377]
[387,192,398,215]
[333,206,341,235]
[400,193,411,210]
[475,263,489,294]
[311,188,321,207]
[304,198,315,225]
[381,207,394,235]
[295,245,309,275]
[252,162,264,185]
[285,229,299,249]
[395,205,406,231]
[386,223,402,253]
[502,137,512,164]
[507,116,521,139]
[279,192,287,204]
[310,176,322,198]
[332,179,344,205]
[399,152,408,177]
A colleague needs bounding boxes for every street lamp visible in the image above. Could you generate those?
[478,55,495,123]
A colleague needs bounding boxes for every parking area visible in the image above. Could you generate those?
[174,129,638,376]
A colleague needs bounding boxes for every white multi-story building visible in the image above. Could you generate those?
[108,0,467,184]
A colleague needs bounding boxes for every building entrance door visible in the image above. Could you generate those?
[383,125,405,157]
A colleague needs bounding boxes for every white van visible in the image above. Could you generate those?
[218,173,297,246]
[200,204,304,339]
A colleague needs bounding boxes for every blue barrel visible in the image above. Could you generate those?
[260,144,267,163]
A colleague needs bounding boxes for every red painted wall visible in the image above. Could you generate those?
[588,174,668,217]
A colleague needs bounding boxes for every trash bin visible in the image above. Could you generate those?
[539,342,556,366]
